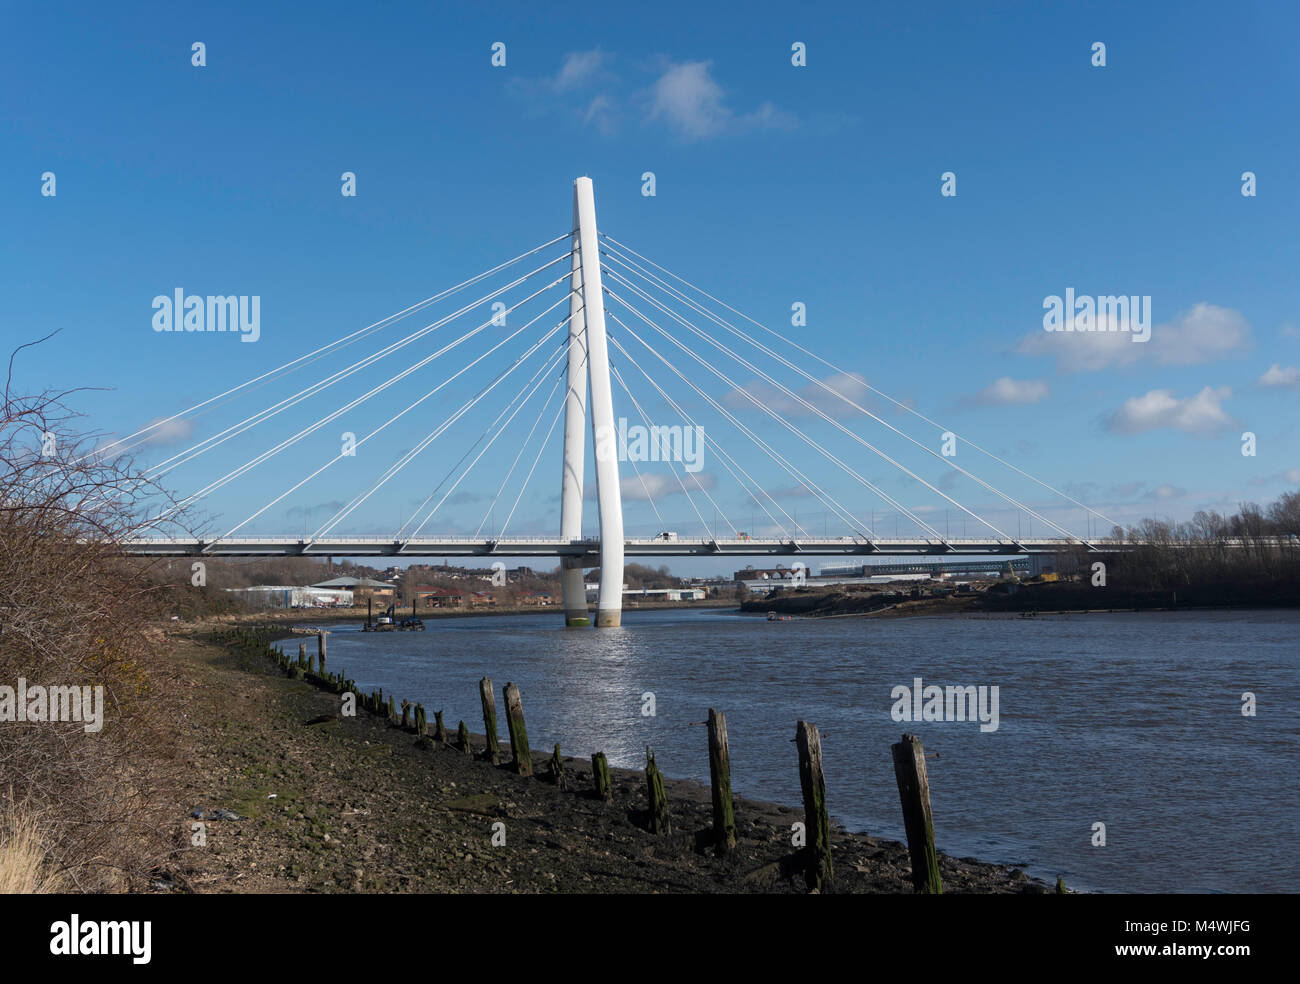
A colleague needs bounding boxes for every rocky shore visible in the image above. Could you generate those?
[154,624,1054,894]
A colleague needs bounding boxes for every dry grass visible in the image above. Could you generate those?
[0,802,64,894]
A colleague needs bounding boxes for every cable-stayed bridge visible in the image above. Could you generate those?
[106,177,1133,627]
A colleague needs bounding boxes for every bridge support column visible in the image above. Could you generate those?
[560,188,591,627]
[573,176,623,628]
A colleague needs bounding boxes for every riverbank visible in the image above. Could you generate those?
[747,577,1300,619]
[208,598,737,627]
[155,623,1053,894]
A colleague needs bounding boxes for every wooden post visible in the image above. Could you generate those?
[387,695,396,723]
[548,744,566,790]
[414,704,426,736]
[891,732,942,894]
[478,677,500,764]
[591,752,612,802]
[796,720,833,891]
[298,641,307,665]
[503,682,532,776]
[400,699,411,729]
[707,708,736,855]
[367,597,372,628]
[433,709,447,744]
[645,747,670,833]
[317,632,326,668]
[457,720,471,755]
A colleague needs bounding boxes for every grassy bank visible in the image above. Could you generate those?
[155,623,1053,894]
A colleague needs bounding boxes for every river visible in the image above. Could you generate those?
[290,607,1300,893]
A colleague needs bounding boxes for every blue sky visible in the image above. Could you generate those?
[4,1,1298,574]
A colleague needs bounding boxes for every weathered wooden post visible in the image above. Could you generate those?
[386,695,396,724]
[414,704,427,736]
[591,752,612,802]
[400,699,411,729]
[796,720,833,891]
[548,744,567,790]
[457,720,471,755]
[298,641,307,665]
[503,682,532,776]
[317,632,326,669]
[891,732,942,894]
[707,708,736,855]
[433,709,447,744]
[645,748,670,833]
[478,677,500,765]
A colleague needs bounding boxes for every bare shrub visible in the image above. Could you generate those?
[0,350,184,891]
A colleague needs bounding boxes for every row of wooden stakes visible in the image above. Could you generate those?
[218,625,944,894]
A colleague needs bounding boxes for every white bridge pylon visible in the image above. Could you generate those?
[561,177,624,628]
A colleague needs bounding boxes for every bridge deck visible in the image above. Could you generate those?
[118,535,1120,558]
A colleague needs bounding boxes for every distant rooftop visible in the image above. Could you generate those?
[310,576,395,589]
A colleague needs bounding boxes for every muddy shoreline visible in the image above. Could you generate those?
[158,624,1056,894]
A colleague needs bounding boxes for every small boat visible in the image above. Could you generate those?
[766,611,792,622]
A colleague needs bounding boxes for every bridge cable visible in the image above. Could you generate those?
[495,382,569,540]
[143,279,573,534]
[473,338,591,540]
[77,248,576,521]
[600,232,1124,536]
[219,309,572,546]
[607,359,730,541]
[81,232,572,465]
[603,287,941,536]
[401,337,572,540]
[602,247,1081,544]
[608,342,803,540]
[607,321,870,538]
[603,267,1011,542]
[145,249,576,482]
[311,322,574,542]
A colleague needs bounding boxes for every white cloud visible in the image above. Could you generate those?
[1105,386,1235,437]
[1018,303,1251,371]
[1249,467,1300,487]
[1144,483,1186,500]
[509,49,618,130]
[585,471,718,502]
[649,61,729,138]
[142,416,194,447]
[647,61,796,139]
[554,50,606,91]
[725,371,875,419]
[962,377,1048,406]
[1257,363,1300,388]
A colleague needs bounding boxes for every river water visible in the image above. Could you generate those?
[290,607,1299,893]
